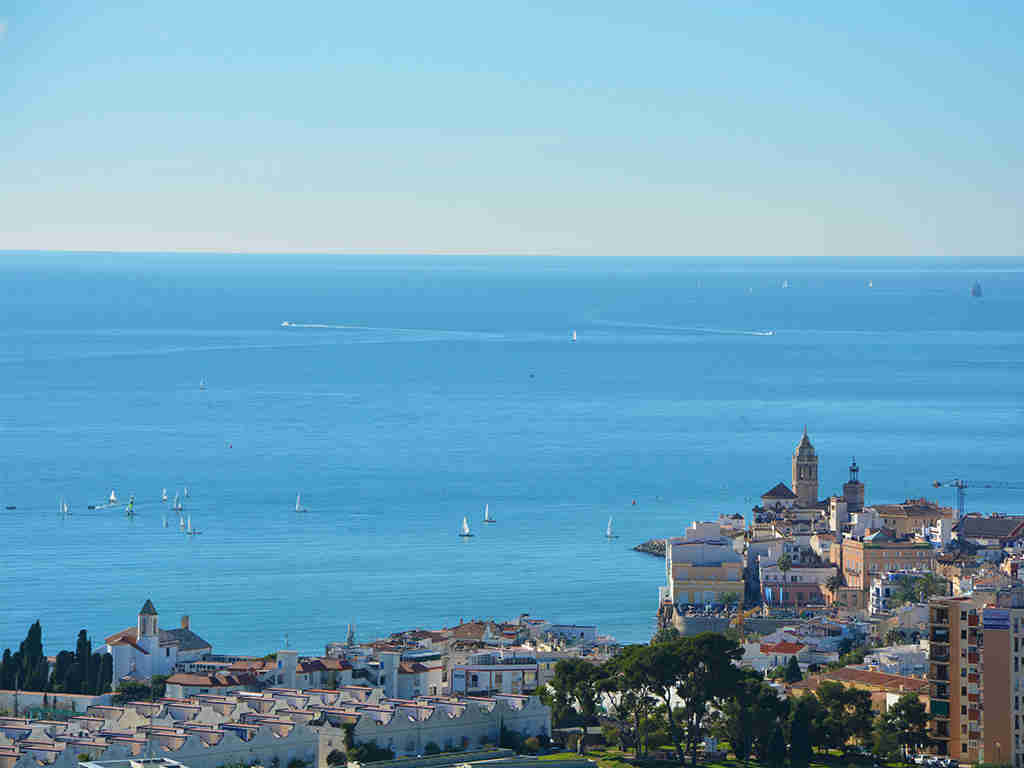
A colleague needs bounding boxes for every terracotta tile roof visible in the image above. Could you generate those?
[398,662,438,675]
[794,667,928,694]
[227,659,274,672]
[760,641,806,654]
[165,672,256,688]
[107,633,150,655]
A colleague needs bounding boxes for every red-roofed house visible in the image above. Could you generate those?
[741,640,813,674]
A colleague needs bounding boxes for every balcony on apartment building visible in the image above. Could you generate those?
[930,646,950,662]
[931,628,950,643]
[930,699,951,719]
[930,663,950,681]
[932,607,950,626]
[931,683,950,700]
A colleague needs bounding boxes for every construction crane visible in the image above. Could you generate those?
[933,479,1024,519]
[730,604,762,640]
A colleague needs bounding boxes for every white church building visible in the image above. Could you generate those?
[103,599,212,685]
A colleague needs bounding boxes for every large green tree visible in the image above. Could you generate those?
[883,693,931,763]
[603,644,659,756]
[676,633,743,768]
[788,694,816,768]
[546,657,606,727]
[814,681,873,753]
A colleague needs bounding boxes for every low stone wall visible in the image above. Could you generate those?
[0,690,112,717]
[671,615,795,637]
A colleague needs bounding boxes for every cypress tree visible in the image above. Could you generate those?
[765,725,787,768]
[0,649,12,690]
[51,651,75,692]
[98,653,113,694]
[784,655,803,683]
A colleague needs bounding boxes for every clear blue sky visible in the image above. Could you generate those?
[1,1,1021,258]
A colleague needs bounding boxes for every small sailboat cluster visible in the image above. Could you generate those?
[295,493,307,513]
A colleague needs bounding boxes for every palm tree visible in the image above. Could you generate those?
[777,554,792,605]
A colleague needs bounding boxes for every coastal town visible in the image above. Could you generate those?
[3,430,1023,768]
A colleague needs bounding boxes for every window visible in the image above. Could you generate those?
[962,630,967,640]
[166,648,170,657]
[962,686,967,696]
[962,745,967,754]
[962,611,968,621]
[961,706,967,715]
[494,673,503,684]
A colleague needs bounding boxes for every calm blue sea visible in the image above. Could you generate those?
[1,254,1022,656]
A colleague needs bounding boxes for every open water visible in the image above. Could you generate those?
[0,254,1021,656]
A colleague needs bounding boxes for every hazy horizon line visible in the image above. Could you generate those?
[2,249,1022,271]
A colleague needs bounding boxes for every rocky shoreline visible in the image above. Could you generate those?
[633,538,666,557]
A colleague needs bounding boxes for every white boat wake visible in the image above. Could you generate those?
[595,319,775,337]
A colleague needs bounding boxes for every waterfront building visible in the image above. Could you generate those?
[103,601,212,686]
[759,562,837,608]
[664,521,744,609]
[838,530,935,593]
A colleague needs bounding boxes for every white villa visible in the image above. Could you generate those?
[103,600,212,685]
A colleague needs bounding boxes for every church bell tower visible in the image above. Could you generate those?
[791,427,819,507]
[843,457,865,514]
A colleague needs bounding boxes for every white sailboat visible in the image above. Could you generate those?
[199,378,207,391]
[459,516,474,537]
[179,514,185,530]
[109,489,117,504]
[162,488,168,503]
[781,279,790,289]
[606,516,617,539]
[483,503,495,523]
[173,492,183,512]
[186,515,200,535]
[184,486,190,498]
[571,330,577,342]
[295,493,307,513]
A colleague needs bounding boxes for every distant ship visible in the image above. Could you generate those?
[281,321,292,327]
[781,280,790,289]
[971,281,983,298]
